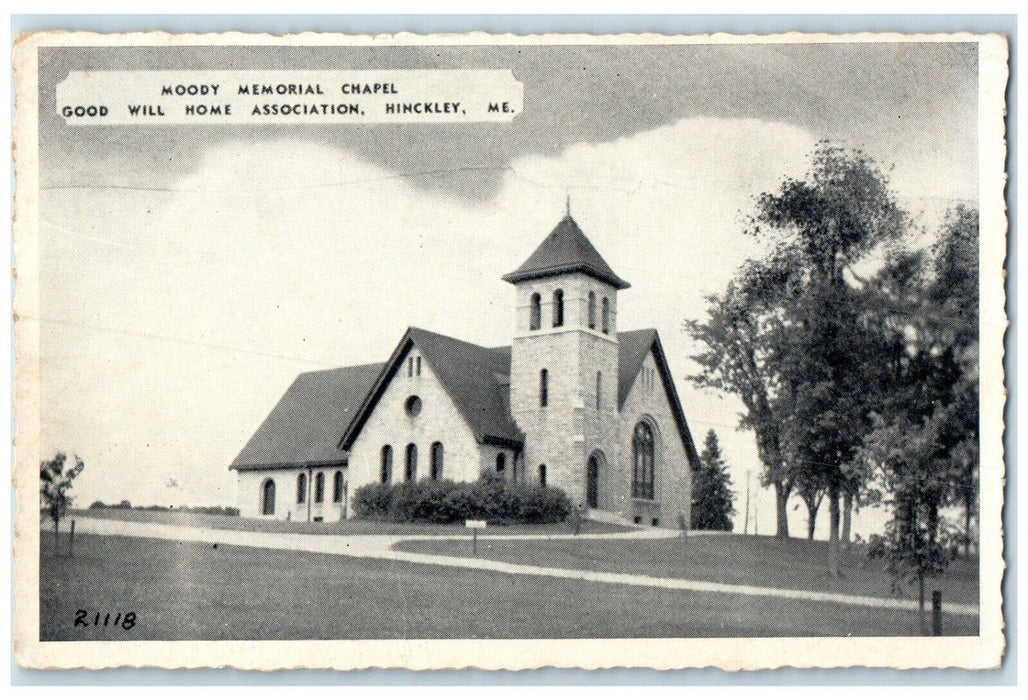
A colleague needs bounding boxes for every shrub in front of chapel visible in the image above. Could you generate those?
[352,482,393,519]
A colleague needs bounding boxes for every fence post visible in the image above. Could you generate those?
[69,519,75,558]
[932,590,943,636]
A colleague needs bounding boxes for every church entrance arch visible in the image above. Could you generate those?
[586,451,605,509]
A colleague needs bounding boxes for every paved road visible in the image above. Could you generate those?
[51,516,978,618]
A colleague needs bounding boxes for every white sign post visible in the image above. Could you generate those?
[465,519,487,555]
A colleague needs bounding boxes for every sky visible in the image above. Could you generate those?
[35,40,979,539]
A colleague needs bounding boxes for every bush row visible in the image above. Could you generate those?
[352,475,571,524]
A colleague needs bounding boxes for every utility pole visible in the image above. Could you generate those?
[744,470,751,535]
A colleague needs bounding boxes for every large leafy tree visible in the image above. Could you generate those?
[40,452,85,555]
[744,143,906,574]
[689,143,907,567]
[691,430,736,531]
[855,205,978,632]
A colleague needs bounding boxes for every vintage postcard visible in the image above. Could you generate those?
[12,30,1008,671]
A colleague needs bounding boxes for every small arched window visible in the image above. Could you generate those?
[538,464,547,487]
[314,472,325,503]
[431,442,444,480]
[529,292,542,330]
[405,443,418,481]
[540,368,549,407]
[632,422,655,500]
[333,471,344,503]
[297,473,307,504]
[496,452,506,474]
[261,479,276,516]
[602,297,610,334]
[588,291,596,329]
[552,289,564,327]
[596,371,602,410]
[380,445,393,484]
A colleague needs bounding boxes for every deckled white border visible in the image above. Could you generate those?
[11,30,1009,671]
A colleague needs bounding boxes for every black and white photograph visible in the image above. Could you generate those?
[13,30,1007,670]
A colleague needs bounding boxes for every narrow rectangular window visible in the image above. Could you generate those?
[407,357,414,377]
[596,371,602,410]
[540,368,548,407]
[416,356,421,376]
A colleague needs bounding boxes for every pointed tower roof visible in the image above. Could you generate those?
[502,214,631,289]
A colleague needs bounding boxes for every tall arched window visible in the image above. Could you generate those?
[314,472,325,503]
[601,297,610,334]
[261,479,276,516]
[529,292,542,330]
[405,443,418,481]
[496,452,506,474]
[596,371,602,410]
[552,289,564,327]
[333,471,344,503]
[297,473,307,504]
[380,445,393,484]
[431,442,444,480]
[539,368,549,407]
[632,422,655,500]
[538,464,547,487]
[588,291,596,329]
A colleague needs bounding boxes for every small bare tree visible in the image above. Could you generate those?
[40,452,85,555]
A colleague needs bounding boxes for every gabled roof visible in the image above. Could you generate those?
[231,326,698,473]
[502,215,631,289]
[339,327,523,451]
[231,362,384,471]
[618,329,701,469]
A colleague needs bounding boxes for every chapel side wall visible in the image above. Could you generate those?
[235,467,310,521]
[346,344,483,512]
[618,350,692,527]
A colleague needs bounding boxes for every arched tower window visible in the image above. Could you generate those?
[632,422,655,500]
[261,479,276,516]
[529,293,542,330]
[314,472,325,503]
[431,442,444,480]
[297,473,307,504]
[588,291,596,329]
[333,471,344,503]
[496,452,506,474]
[405,443,418,481]
[602,297,610,334]
[538,464,547,486]
[380,445,393,484]
[552,289,564,327]
[539,368,549,407]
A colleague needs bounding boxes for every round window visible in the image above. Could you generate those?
[405,395,422,417]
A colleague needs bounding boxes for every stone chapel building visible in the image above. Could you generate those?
[230,213,701,526]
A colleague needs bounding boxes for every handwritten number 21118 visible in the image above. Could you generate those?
[74,610,136,630]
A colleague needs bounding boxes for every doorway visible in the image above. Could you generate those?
[261,479,276,516]
[586,454,600,509]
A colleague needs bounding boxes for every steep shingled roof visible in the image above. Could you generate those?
[502,215,630,289]
[231,362,384,470]
[231,327,698,471]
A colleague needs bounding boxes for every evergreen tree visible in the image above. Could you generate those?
[691,430,735,531]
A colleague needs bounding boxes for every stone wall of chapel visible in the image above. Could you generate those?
[616,350,693,527]
[346,344,483,509]
[510,272,622,507]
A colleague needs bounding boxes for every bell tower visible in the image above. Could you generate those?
[502,210,630,508]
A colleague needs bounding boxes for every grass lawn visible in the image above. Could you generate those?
[394,532,980,607]
[68,508,627,536]
[40,533,977,640]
